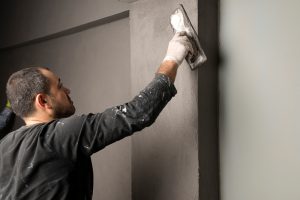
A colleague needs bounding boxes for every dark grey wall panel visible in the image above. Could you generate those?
[198,0,220,199]
[130,0,199,199]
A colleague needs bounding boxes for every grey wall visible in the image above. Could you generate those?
[0,0,129,48]
[220,0,300,199]
[130,0,200,199]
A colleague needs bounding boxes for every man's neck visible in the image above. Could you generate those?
[24,115,54,126]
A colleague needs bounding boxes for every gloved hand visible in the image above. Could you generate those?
[163,31,193,66]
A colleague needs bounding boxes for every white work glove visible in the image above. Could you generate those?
[163,31,193,66]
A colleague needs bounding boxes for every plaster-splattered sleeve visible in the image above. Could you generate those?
[47,74,177,160]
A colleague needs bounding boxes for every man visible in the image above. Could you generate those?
[0,100,15,140]
[0,32,193,200]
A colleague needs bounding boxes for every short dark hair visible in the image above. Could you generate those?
[6,67,50,118]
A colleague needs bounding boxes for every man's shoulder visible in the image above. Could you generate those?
[0,125,35,142]
[55,113,99,125]
[0,126,31,152]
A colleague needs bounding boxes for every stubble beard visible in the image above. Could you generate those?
[50,96,76,119]
[53,104,76,119]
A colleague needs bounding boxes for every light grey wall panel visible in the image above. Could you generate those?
[130,0,199,199]
[0,18,131,200]
[220,0,300,200]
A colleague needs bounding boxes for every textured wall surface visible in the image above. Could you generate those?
[130,0,199,199]
[220,0,300,200]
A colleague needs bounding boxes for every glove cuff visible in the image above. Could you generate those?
[163,55,182,65]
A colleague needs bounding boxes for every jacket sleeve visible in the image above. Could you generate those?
[0,107,15,140]
[45,74,177,160]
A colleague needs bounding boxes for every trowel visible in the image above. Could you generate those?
[170,4,207,70]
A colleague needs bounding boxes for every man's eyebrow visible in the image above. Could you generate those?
[57,78,61,87]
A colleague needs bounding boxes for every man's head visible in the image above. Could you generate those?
[6,67,75,121]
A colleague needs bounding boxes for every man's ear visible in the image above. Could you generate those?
[35,94,52,110]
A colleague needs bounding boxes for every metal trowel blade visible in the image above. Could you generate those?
[170,4,207,70]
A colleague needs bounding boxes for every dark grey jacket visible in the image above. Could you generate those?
[0,74,176,200]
